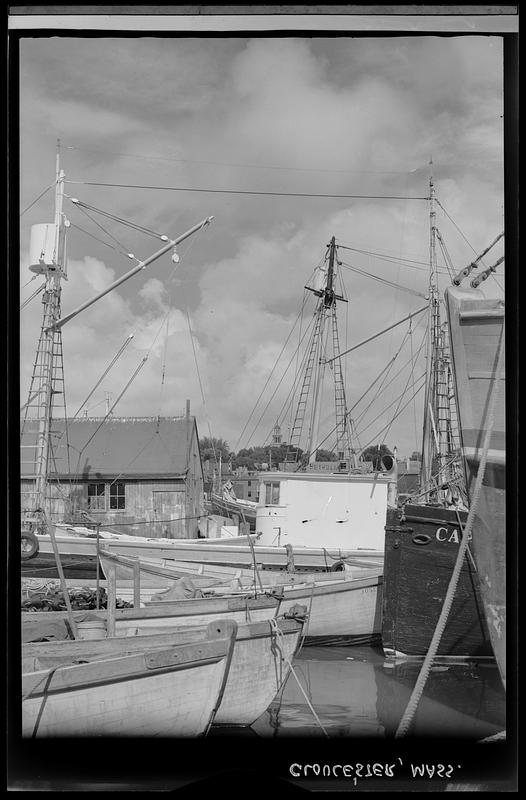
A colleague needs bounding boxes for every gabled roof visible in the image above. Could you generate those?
[21,416,200,479]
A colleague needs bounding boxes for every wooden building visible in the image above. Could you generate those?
[21,416,205,538]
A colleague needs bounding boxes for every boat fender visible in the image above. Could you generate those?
[21,531,39,560]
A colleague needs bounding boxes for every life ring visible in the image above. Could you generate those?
[21,531,39,560]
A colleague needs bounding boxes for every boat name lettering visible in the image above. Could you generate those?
[435,526,470,544]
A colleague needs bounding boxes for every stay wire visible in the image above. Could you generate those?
[66,180,429,202]
[339,260,426,298]
[20,182,55,217]
[62,143,416,176]
[233,292,311,453]
[72,199,165,239]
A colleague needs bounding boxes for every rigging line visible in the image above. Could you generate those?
[251,307,317,449]
[244,316,317,451]
[286,287,311,448]
[105,433,159,490]
[357,376,426,455]
[180,282,217,464]
[73,334,135,421]
[339,260,427,298]
[381,329,427,446]
[435,227,456,282]
[326,304,428,363]
[71,358,149,477]
[21,274,38,289]
[349,325,415,415]
[354,326,427,430]
[68,220,135,260]
[409,318,419,452]
[62,144,416,176]
[337,243,436,269]
[71,199,165,239]
[20,182,55,217]
[356,368,426,442]
[66,181,429,201]
[436,198,502,268]
[71,201,133,257]
[84,513,206,527]
[354,332,426,434]
[259,311,319,449]
[338,245,452,277]
[233,295,311,453]
[20,282,46,311]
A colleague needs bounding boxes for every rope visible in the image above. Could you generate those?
[395,324,504,738]
[66,180,428,202]
[26,664,64,737]
[269,617,329,738]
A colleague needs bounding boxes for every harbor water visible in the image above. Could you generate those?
[214,644,506,739]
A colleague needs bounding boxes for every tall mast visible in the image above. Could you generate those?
[306,237,335,464]
[21,146,214,532]
[419,161,452,500]
[21,143,67,531]
[287,236,353,467]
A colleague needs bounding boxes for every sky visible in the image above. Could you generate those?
[18,32,505,460]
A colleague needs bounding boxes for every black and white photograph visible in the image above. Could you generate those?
[8,4,517,793]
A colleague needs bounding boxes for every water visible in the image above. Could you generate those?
[221,645,506,739]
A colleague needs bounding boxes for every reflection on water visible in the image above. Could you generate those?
[250,646,506,739]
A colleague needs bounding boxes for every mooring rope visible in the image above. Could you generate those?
[395,325,504,738]
[269,618,329,738]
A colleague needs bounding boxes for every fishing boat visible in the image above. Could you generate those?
[22,618,237,737]
[97,547,382,644]
[22,607,307,728]
[207,480,258,528]
[445,284,506,687]
[97,545,377,587]
[25,522,384,576]
[381,170,502,660]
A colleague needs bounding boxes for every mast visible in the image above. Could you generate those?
[21,144,67,531]
[288,236,354,468]
[21,148,214,532]
[419,162,454,501]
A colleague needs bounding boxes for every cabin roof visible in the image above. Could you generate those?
[21,416,200,479]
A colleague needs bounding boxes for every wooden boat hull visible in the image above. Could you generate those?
[27,530,383,575]
[445,286,506,686]
[98,547,377,589]
[23,615,305,728]
[22,621,236,737]
[22,594,282,640]
[382,504,493,659]
[208,493,257,527]
[100,548,383,644]
[271,574,383,645]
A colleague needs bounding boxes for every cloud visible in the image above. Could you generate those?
[18,34,505,457]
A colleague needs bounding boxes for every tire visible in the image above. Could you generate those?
[21,531,39,560]
[330,560,346,572]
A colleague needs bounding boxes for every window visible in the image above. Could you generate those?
[87,482,106,511]
[109,482,126,510]
[264,481,280,505]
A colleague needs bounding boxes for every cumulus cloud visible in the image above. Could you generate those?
[18,34,505,456]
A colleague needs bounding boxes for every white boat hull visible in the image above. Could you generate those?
[22,624,235,737]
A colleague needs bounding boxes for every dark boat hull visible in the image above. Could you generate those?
[21,551,104,579]
[382,504,492,659]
